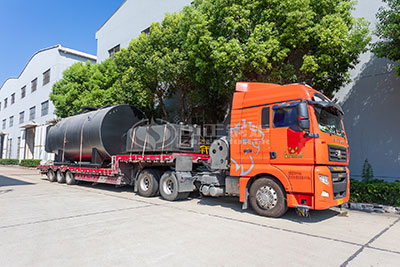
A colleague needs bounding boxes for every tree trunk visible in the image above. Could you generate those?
[157,93,168,120]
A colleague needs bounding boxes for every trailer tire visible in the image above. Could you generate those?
[65,171,76,185]
[249,177,288,218]
[56,170,66,183]
[137,169,159,197]
[47,169,56,182]
[159,171,180,201]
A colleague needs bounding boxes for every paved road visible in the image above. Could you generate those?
[0,166,399,267]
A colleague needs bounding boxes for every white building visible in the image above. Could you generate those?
[95,0,193,62]
[0,45,96,161]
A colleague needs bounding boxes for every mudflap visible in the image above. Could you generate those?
[295,205,310,217]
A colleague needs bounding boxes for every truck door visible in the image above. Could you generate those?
[269,102,314,193]
[230,106,270,177]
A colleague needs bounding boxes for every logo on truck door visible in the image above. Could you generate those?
[230,119,264,176]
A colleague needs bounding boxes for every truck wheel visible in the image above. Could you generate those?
[249,177,288,218]
[159,171,180,201]
[56,170,66,183]
[47,169,56,182]
[137,169,159,197]
[65,171,76,185]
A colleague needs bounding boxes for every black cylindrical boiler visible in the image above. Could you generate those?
[45,105,145,163]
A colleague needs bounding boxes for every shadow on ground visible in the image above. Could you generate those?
[0,175,34,187]
[47,179,340,222]
[197,196,340,223]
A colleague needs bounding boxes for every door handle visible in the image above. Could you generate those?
[270,151,277,159]
[243,149,252,153]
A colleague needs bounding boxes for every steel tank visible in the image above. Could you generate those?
[45,105,145,162]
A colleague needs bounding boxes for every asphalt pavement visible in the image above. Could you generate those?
[0,165,399,267]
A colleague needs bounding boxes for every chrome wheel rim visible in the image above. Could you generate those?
[256,186,278,209]
[163,178,174,195]
[140,176,150,191]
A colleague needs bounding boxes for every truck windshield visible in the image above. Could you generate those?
[314,106,344,136]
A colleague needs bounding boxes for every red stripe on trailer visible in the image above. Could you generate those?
[37,165,114,175]
[75,173,122,185]
[37,153,210,177]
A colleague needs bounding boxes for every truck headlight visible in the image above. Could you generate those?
[321,191,329,198]
[318,174,329,186]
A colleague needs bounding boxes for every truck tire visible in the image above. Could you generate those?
[47,169,56,182]
[65,171,76,185]
[249,177,288,218]
[137,169,159,197]
[56,170,66,183]
[159,171,180,201]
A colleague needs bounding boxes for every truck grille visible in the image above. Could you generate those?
[328,145,347,162]
[328,166,347,199]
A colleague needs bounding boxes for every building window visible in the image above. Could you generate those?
[31,78,37,92]
[9,116,14,127]
[29,106,36,121]
[11,93,15,105]
[4,98,7,109]
[21,86,26,98]
[43,69,50,85]
[2,119,6,130]
[41,100,49,116]
[19,111,24,124]
[108,44,120,59]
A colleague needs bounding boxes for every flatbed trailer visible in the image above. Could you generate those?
[37,153,209,187]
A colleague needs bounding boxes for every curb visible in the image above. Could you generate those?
[345,202,400,215]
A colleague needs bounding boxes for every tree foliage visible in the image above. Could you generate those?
[372,0,400,76]
[50,59,119,117]
[52,0,370,122]
[362,158,374,182]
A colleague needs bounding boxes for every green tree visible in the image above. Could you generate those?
[52,0,370,123]
[362,158,374,183]
[183,0,370,101]
[372,0,400,76]
[50,59,119,117]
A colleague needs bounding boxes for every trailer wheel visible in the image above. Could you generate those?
[159,171,181,201]
[47,169,56,182]
[137,169,159,197]
[65,171,76,185]
[56,170,66,183]
[249,177,288,218]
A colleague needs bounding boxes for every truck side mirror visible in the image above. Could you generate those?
[296,101,310,131]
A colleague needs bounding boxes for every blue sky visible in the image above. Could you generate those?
[0,0,124,86]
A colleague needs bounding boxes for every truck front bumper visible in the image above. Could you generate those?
[314,165,350,210]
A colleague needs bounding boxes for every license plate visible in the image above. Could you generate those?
[337,198,344,205]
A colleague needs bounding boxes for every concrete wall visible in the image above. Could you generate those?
[337,0,400,180]
[0,45,96,161]
[95,0,193,62]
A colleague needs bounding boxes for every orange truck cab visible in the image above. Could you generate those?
[228,82,349,217]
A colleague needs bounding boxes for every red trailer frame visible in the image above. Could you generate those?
[37,153,209,185]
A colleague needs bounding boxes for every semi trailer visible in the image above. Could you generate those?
[37,82,350,217]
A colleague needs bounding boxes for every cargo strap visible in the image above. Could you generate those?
[142,126,149,158]
[129,127,137,158]
[79,117,89,166]
[161,124,167,157]
[62,123,70,163]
